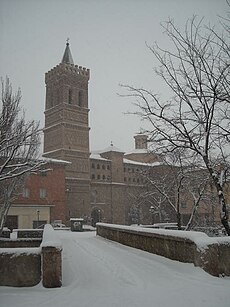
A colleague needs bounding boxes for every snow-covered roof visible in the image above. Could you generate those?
[90,152,110,161]
[125,148,149,155]
[100,143,124,154]
[123,158,163,167]
[41,157,71,165]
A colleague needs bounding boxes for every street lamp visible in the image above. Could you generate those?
[37,210,40,227]
[149,206,155,225]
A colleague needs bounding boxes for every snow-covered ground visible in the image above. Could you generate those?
[0,231,230,307]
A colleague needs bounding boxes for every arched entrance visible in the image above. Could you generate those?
[91,208,102,227]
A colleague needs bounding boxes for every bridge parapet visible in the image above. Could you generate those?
[96,223,230,277]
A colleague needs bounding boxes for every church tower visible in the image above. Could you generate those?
[43,41,91,219]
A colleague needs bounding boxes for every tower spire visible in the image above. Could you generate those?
[61,38,74,65]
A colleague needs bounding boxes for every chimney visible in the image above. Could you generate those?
[134,134,148,150]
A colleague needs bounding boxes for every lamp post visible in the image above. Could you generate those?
[36,210,40,228]
[149,206,155,225]
[98,209,101,223]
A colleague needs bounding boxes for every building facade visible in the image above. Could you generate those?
[6,159,68,229]
[42,42,221,227]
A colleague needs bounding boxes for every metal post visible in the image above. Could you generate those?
[37,210,40,228]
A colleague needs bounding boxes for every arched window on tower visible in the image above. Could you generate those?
[68,88,72,104]
[78,91,83,107]
[46,86,52,109]
[50,90,54,108]
[56,88,60,105]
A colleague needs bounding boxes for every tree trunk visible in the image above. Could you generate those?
[203,157,230,236]
[185,201,199,231]
[0,200,11,236]
[177,211,182,230]
[219,193,230,235]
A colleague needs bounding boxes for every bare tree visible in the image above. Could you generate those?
[122,16,230,235]
[182,169,211,230]
[0,77,45,235]
[139,150,211,230]
[142,164,180,226]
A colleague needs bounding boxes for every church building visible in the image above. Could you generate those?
[42,41,164,226]
[3,42,222,231]
[42,42,220,227]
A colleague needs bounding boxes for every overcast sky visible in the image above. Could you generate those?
[0,0,228,153]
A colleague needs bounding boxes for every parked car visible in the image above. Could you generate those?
[52,223,67,228]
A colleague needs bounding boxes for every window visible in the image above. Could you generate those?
[40,188,47,199]
[181,203,187,209]
[68,88,72,104]
[124,177,127,182]
[97,175,101,180]
[107,165,110,170]
[92,163,95,169]
[97,164,100,169]
[22,188,30,198]
[50,90,54,108]
[40,170,47,177]
[78,91,83,106]
[56,88,60,105]
[102,175,106,180]
[102,165,105,170]
[124,167,126,172]
[92,174,95,179]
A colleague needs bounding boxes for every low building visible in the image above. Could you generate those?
[5,158,69,229]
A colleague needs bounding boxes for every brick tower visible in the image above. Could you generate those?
[43,41,91,219]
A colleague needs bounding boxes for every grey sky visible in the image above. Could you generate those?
[0,0,228,153]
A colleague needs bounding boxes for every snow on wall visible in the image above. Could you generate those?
[0,247,41,255]
[97,223,230,252]
[41,224,62,249]
[97,223,230,276]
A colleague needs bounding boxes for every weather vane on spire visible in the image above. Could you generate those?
[66,37,70,45]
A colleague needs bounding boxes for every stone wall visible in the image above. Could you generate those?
[0,238,41,248]
[0,224,62,287]
[0,248,41,287]
[96,223,230,277]
[41,224,62,288]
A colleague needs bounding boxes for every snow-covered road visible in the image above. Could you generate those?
[0,231,230,307]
